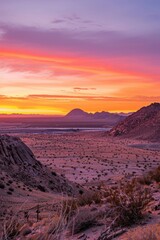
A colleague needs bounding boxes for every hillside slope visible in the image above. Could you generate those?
[0,135,83,196]
[109,103,160,141]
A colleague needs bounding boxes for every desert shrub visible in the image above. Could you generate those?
[8,187,14,192]
[8,180,13,184]
[139,166,160,185]
[78,191,102,206]
[107,179,152,226]
[124,224,160,240]
[69,209,98,234]
[51,171,57,176]
[7,191,12,195]
[37,184,46,192]
[138,174,152,185]
[79,189,84,195]
[0,183,5,189]
[149,166,160,183]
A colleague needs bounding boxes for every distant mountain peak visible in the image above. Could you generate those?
[65,108,89,118]
[67,108,86,114]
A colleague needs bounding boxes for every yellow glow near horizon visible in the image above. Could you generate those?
[0,48,159,114]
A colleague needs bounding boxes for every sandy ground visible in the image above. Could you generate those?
[20,131,160,188]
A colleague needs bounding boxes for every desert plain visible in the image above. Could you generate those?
[1,128,160,240]
[22,131,160,186]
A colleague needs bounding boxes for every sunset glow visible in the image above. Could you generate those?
[0,0,160,114]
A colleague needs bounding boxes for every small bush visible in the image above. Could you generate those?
[0,183,5,189]
[69,209,98,234]
[149,166,160,183]
[78,192,102,206]
[37,185,46,192]
[51,171,57,176]
[79,189,84,195]
[107,179,151,226]
[8,187,14,192]
[138,175,152,185]
[139,166,160,185]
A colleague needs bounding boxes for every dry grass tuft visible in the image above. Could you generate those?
[62,198,78,220]
[2,218,22,240]
[61,191,102,220]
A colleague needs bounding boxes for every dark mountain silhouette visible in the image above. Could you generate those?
[64,108,126,125]
[65,109,90,119]
[0,135,83,196]
[109,103,160,141]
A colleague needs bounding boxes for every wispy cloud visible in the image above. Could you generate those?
[1,94,160,102]
[74,87,96,91]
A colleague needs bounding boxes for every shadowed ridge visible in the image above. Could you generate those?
[108,103,160,141]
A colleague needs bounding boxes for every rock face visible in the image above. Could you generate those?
[0,135,82,196]
[0,135,38,166]
[109,103,160,141]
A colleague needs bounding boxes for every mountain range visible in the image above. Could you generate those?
[64,108,129,125]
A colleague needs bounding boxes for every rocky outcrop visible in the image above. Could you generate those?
[0,135,83,196]
[0,135,39,166]
[109,103,160,141]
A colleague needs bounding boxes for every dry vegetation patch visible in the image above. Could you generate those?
[0,174,156,239]
[107,179,152,226]
[138,165,160,185]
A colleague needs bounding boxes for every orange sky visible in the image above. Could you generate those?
[0,48,160,115]
[0,0,160,115]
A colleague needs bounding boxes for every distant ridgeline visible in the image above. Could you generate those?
[64,108,128,125]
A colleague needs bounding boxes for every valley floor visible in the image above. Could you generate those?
[1,131,160,239]
[21,131,160,188]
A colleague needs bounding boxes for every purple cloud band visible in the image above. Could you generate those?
[1,23,160,59]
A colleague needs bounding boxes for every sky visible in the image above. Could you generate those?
[0,0,160,115]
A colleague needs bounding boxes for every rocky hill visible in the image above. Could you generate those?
[109,103,160,141]
[0,135,83,196]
